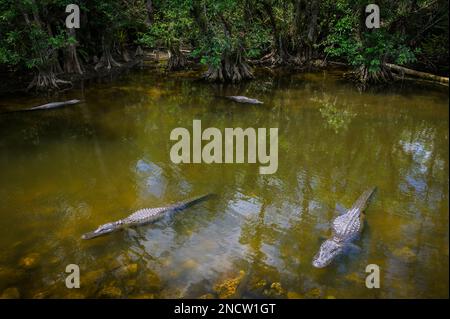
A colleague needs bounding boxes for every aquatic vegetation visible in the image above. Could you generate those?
[263,282,286,298]
[214,270,246,299]
[312,94,356,133]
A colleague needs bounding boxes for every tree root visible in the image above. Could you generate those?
[167,48,188,71]
[204,55,254,83]
[135,46,144,57]
[121,48,132,62]
[26,72,72,92]
[64,49,83,74]
[95,38,122,71]
[252,50,292,67]
[64,28,83,75]
[346,65,394,89]
[95,51,122,71]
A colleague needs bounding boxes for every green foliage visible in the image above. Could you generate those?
[0,0,448,82]
[0,0,72,71]
[313,94,356,133]
[323,0,417,73]
[188,0,271,66]
[138,0,192,49]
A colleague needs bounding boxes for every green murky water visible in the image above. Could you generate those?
[0,67,448,298]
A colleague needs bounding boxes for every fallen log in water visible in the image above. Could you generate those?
[385,63,449,85]
[2,99,82,114]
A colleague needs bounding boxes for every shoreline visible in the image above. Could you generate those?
[1,53,447,99]
[0,58,146,98]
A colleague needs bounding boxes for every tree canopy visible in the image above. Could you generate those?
[0,0,448,90]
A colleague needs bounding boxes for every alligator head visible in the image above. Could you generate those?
[81,222,118,240]
[312,239,344,268]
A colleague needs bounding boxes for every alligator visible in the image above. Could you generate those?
[2,99,81,114]
[81,194,214,240]
[312,187,377,268]
[225,96,264,104]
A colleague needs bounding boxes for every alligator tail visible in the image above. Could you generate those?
[351,187,377,211]
[171,193,216,211]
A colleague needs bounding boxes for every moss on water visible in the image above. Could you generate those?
[214,270,246,299]
[262,282,287,298]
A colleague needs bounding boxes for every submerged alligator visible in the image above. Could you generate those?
[312,187,377,268]
[2,99,81,114]
[225,96,264,104]
[82,194,214,240]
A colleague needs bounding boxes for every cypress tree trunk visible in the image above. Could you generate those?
[64,28,83,74]
[190,2,254,82]
[145,0,154,27]
[261,0,290,65]
[95,36,122,71]
[23,2,71,91]
[167,44,188,71]
[350,63,394,89]
[203,49,254,83]
[292,0,320,65]
[204,14,253,82]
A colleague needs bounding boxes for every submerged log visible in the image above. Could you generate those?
[225,96,264,105]
[385,63,449,84]
[2,99,81,114]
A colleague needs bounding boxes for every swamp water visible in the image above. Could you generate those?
[0,67,448,298]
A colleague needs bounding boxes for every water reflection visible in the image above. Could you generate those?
[312,94,356,133]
